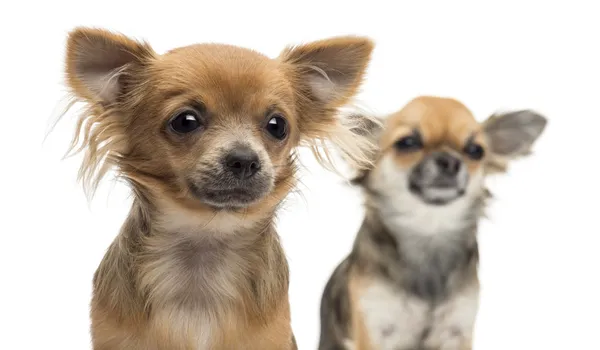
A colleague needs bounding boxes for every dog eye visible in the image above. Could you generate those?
[265,114,288,140]
[464,143,485,160]
[170,111,202,134]
[394,136,422,151]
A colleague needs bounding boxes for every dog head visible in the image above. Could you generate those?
[61,27,375,224]
[349,96,547,234]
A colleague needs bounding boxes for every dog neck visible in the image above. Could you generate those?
[151,196,274,239]
[376,195,478,239]
[353,180,484,301]
[95,194,289,336]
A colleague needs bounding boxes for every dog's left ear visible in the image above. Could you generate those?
[279,36,376,171]
[482,109,547,172]
[279,36,374,109]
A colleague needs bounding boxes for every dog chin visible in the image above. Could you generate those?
[188,183,267,210]
[410,183,466,205]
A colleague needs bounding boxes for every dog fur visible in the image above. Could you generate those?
[59,27,377,350]
[318,96,547,350]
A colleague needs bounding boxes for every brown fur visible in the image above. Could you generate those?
[378,96,487,175]
[58,27,376,349]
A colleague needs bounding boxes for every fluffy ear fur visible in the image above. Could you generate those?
[341,113,385,184]
[65,27,155,104]
[278,36,378,172]
[482,109,548,173]
[62,27,156,198]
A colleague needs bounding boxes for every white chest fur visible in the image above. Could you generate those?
[358,279,429,349]
[356,279,479,350]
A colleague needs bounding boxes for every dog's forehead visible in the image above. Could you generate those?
[383,96,481,144]
[163,43,273,65]
[152,43,293,112]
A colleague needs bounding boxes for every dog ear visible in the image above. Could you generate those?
[482,109,547,172]
[61,27,156,198]
[65,27,155,104]
[279,36,374,108]
[279,36,377,172]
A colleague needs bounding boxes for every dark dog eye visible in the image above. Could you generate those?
[170,111,202,134]
[265,114,288,140]
[395,135,422,151]
[464,143,485,160]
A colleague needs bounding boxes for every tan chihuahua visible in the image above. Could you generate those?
[318,96,547,350]
[59,27,376,350]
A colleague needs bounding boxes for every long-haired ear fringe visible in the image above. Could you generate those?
[51,97,128,201]
[299,107,383,178]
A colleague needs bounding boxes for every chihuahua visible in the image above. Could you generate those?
[318,96,547,350]
[59,27,377,350]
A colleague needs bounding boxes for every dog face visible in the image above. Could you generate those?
[378,97,493,206]
[350,96,547,232]
[63,28,375,215]
[113,45,296,211]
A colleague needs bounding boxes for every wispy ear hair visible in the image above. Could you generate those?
[302,109,383,177]
[58,27,156,199]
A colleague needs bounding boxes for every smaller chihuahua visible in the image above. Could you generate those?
[318,96,547,350]
[59,27,376,350]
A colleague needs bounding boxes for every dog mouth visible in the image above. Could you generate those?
[409,182,466,205]
[187,182,267,209]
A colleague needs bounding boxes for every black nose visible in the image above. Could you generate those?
[434,153,461,176]
[224,147,261,179]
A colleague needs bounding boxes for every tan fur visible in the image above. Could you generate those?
[348,270,374,350]
[58,27,376,349]
[378,96,487,175]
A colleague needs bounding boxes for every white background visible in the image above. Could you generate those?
[1,1,599,349]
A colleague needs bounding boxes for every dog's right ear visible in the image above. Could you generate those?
[342,113,384,185]
[65,27,155,105]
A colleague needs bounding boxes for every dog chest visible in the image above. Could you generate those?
[357,279,430,349]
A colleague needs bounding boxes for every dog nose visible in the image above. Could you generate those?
[224,147,261,179]
[434,153,461,176]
